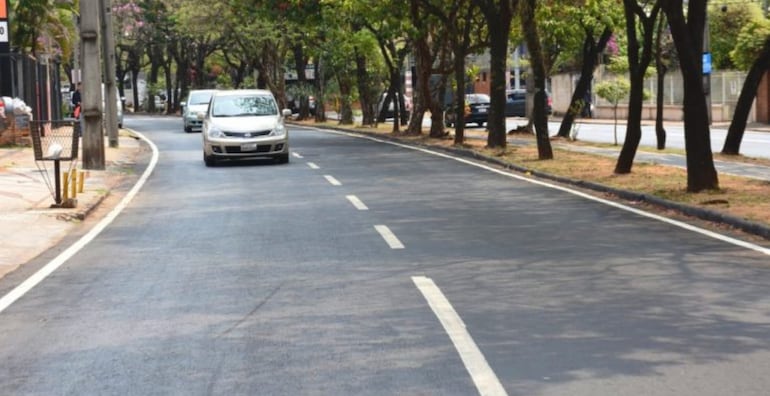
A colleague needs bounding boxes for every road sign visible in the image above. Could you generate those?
[703,52,712,75]
[0,22,7,43]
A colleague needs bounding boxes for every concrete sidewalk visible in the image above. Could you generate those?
[0,133,145,280]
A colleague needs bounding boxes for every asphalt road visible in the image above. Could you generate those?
[1,115,769,395]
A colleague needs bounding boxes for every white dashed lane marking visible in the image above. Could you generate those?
[324,175,342,186]
[346,195,368,210]
[374,225,404,249]
[412,276,508,396]
[307,162,320,169]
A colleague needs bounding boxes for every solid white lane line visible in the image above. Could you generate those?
[0,130,159,314]
[412,276,508,396]
[346,195,369,210]
[307,162,320,169]
[374,225,404,249]
[292,152,304,158]
[306,127,770,257]
[324,175,342,186]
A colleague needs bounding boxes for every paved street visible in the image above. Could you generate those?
[0,115,769,395]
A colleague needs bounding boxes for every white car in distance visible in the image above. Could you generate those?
[182,89,216,132]
[201,89,292,166]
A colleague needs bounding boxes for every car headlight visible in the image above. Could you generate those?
[207,125,225,138]
[271,123,286,136]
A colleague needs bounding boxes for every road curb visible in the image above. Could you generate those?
[298,122,770,241]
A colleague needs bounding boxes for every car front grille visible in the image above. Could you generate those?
[224,145,274,154]
[223,130,272,138]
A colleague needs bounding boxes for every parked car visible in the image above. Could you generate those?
[182,89,216,132]
[505,89,552,117]
[377,92,412,119]
[445,93,490,127]
[100,84,123,128]
[201,89,292,166]
[287,94,316,115]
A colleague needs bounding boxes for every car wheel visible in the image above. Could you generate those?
[184,125,192,133]
[204,153,217,167]
[275,153,290,164]
[477,121,485,127]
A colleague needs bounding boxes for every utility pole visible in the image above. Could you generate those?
[80,0,105,169]
[100,0,119,147]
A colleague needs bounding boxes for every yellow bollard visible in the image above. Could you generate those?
[62,171,70,201]
[78,171,85,193]
[70,170,77,199]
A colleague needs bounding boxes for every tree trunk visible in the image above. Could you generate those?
[293,44,311,121]
[452,48,467,145]
[557,27,612,138]
[654,13,667,150]
[655,66,667,150]
[722,38,770,155]
[521,0,552,159]
[313,61,327,123]
[406,23,433,136]
[664,0,719,192]
[613,104,618,145]
[338,75,354,125]
[615,0,659,174]
[615,72,644,173]
[354,49,376,126]
[477,0,515,148]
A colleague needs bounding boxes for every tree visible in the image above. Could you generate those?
[722,16,770,155]
[419,0,487,143]
[614,0,661,174]
[355,0,413,133]
[113,0,150,111]
[10,0,78,58]
[473,0,518,148]
[662,0,719,192]
[653,11,676,150]
[405,0,444,137]
[709,1,764,71]
[520,0,553,159]
[595,78,630,146]
[551,0,620,140]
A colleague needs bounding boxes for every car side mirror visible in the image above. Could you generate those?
[282,109,292,117]
[180,101,186,108]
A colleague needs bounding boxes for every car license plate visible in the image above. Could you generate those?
[241,143,257,151]
[479,108,487,113]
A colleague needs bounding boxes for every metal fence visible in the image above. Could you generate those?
[632,70,746,107]
[552,70,750,122]
[0,53,64,122]
[30,120,79,161]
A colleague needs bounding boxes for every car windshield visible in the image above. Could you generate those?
[189,91,213,105]
[212,95,278,117]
